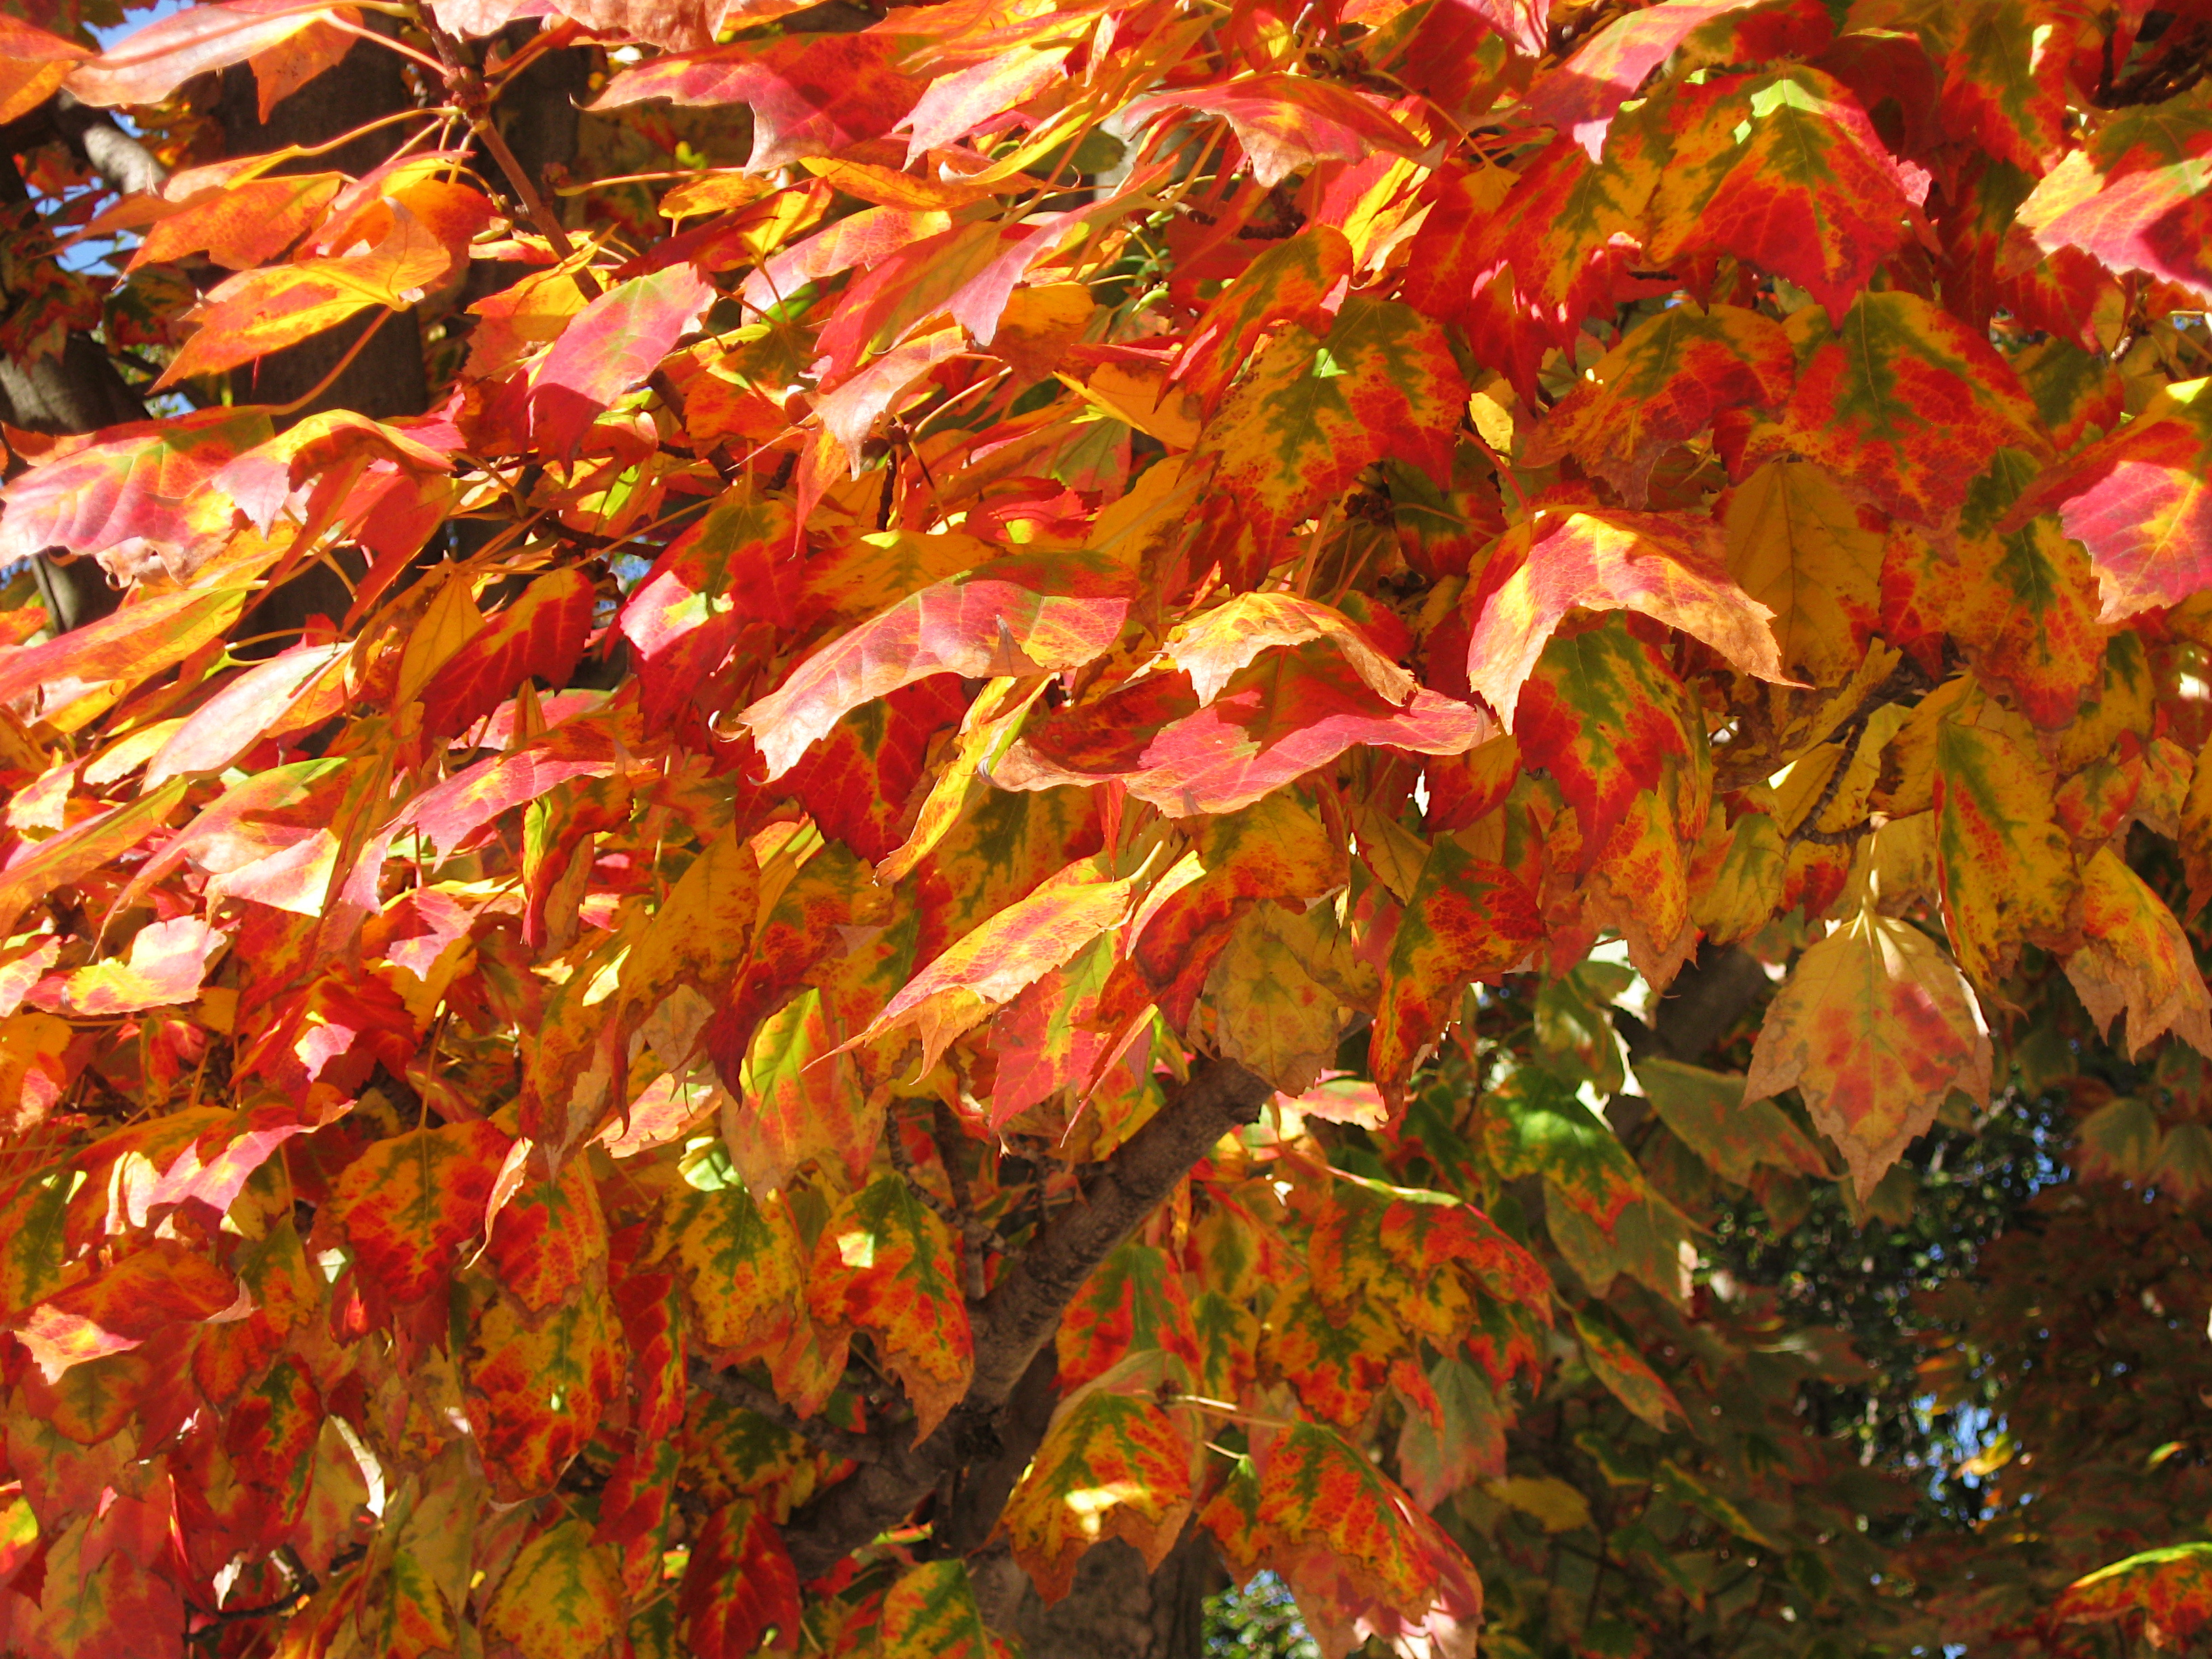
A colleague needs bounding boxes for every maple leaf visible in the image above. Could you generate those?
[859,867,1133,1076]
[2005,377,2212,622]
[0,16,87,126]
[1003,1391,1194,1603]
[2064,847,2212,1061]
[1124,75,1427,190]
[740,551,1133,779]
[1509,613,1701,866]
[487,1519,626,1659]
[1933,705,2081,989]
[56,916,224,1017]
[1173,225,1354,410]
[0,407,272,572]
[1757,289,2048,529]
[157,205,460,387]
[1525,0,1763,159]
[679,1501,802,1659]
[807,1176,972,1439]
[323,1122,512,1306]
[2057,1544,2212,1650]
[1523,303,1795,506]
[1371,838,1542,1097]
[1210,1422,1483,1659]
[1744,903,1990,1196]
[1718,459,1883,687]
[1191,296,1465,583]
[594,34,925,169]
[1464,507,1788,726]
[1646,68,1925,323]
[530,263,716,459]
[997,638,1492,817]
[1572,1307,1687,1431]
[66,0,351,107]
[2017,120,2212,306]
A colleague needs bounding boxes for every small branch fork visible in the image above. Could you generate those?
[1781,663,1929,852]
[778,1054,1276,1580]
[413,7,603,300]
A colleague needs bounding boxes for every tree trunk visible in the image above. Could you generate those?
[214,34,429,423]
[972,1532,1225,1659]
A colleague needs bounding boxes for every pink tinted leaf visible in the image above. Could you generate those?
[59,918,226,1017]
[0,407,272,569]
[593,33,926,171]
[531,264,716,459]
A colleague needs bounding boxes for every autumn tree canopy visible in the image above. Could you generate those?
[2,0,2211,1653]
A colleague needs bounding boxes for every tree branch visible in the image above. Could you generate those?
[777,1054,1275,1579]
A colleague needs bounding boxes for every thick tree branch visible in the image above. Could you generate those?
[778,1054,1275,1579]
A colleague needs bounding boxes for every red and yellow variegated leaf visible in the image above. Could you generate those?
[1719,459,1884,687]
[530,263,716,459]
[1762,289,2047,529]
[1523,304,1795,506]
[678,1501,802,1659]
[1263,1281,1401,1429]
[0,15,87,125]
[1647,68,1922,323]
[1744,903,1990,1196]
[2064,846,2212,1061]
[705,836,880,1084]
[1002,1391,1193,1604]
[619,485,796,724]
[1057,1241,1204,1393]
[1511,613,1700,861]
[2018,124,2212,306]
[1371,838,1541,1097]
[2005,377,2212,622]
[1464,508,1786,727]
[417,568,597,743]
[659,1179,804,1357]
[16,1242,234,1378]
[1206,901,1369,1095]
[1162,592,1412,710]
[56,916,223,1016]
[1468,134,1656,353]
[0,406,271,568]
[594,33,924,170]
[1946,516,2106,729]
[878,1560,1004,1659]
[1191,297,1464,580]
[1129,790,1343,1024]
[486,1519,625,1659]
[741,552,1132,778]
[1524,0,1761,157]
[465,1288,623,1500]
[0,779,189,941]
[807,1176,972,1439]
[1572,1307,1686,1431]
[985,934,1132,1127]
[483,1149,606,1315]
[1124,74,1425,189]
[158,205,457,386]
[1213,1422,1482,1659]
[785,677,969,863]
[859,867,1134,1076]
[1933,708,2081,989]
[19,1498,184,1657]
[325,1121,512,1306]
[2057,1544,2212,1648]
[997,640,1491,818]
[1173,224,1353,410]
